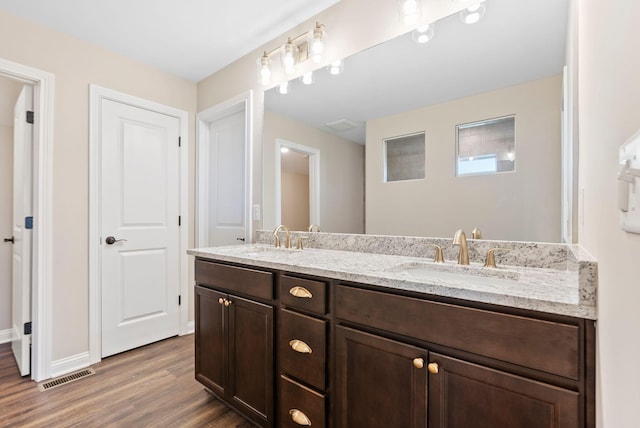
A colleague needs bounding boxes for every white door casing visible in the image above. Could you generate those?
[196,92,253,247]
[89,85,189,363]
[12,85,33,376]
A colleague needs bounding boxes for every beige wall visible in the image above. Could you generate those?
[281,172,310,231]
[0,125,12,331]
[578,1,640,426]
[367,75,562,242]
[0,9,197,361]
[264,110,364,233]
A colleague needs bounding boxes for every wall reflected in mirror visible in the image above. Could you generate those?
[263,0,572,242]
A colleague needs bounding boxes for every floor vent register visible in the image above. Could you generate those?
[37,368,96,392]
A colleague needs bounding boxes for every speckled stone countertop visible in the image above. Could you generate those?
[188,234,597,319]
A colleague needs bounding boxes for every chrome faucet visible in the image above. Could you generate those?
[273,224,291,248]
[453,229,469,265]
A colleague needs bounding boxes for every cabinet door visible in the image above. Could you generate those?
[194,285,227,396]
[228,294,274,426]
[428,352,579,428]
[335,326,427,428]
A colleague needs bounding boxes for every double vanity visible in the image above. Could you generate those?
[188,231,597,428]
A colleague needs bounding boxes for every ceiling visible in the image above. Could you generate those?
[265,0,569,144]
[0,0,342,82]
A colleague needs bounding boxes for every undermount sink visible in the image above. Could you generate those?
[388,261,520,282]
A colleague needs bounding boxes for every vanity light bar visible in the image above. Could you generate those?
[258,22,327,86]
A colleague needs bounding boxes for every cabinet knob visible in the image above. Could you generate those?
[224,299,232,307]
[289,286,313,299]
[413,358,424,369]
[289,408,312,426]
[428,362,439,374]
[289,339,313,354]
[218,298,224,305]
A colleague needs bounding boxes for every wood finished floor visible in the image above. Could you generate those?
[0,335,254,427]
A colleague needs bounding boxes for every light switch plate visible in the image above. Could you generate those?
[252,204,261,221]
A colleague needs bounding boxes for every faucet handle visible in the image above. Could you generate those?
[296,236,308,250]
[426,244,444,263]
[484,248,511,268]
[471,227,483,239]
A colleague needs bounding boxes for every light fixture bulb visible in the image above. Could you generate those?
[460,1,486,24]
[278,81,289,95]
[257,53,271,86]
[281,147,290,154]
[327,60,344,75]
[281,39,299,75]
[398,0,421,26]
[309,22,326,64]
[301,71,314,85]
[411,23,434,44]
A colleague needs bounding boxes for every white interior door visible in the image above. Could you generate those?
[12,85,33,376]
[206,110,247,246]
[100,99,180,358]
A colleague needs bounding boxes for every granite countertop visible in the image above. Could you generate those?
[188,243,597,320]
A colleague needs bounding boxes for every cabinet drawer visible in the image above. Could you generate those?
[280,275,327,315]
[195,259,273,300]
[335,285,580,380]
[280,375,326,428]
[279,309,327,390]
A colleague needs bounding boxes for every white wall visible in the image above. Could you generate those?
[0,9,197,362]
[578,1,640,426]
[264,110,364,233]
[366,75,562,242]
[0,125,13,332]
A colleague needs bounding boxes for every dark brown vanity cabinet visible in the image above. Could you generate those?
[194,260,274,428]
[278,275,329,427]
[335,326,428,428]
[335,284,594,428]
[193,258,595,428]
[428,353,579,428]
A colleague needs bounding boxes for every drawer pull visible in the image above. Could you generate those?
[413,358,424,369]
[289,339,313,354]
[428,362,439,374]
[289,286,313,299]
[289,409,312,426]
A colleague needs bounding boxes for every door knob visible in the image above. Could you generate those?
[3,237,14,244]
[105,236,127,245]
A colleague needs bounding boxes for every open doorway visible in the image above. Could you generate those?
[0,58,55,382]
[0,75,25,348]
[275,139,320,229]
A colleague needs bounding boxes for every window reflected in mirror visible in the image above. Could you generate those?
[456,116,515,176]
[384,132,426,182]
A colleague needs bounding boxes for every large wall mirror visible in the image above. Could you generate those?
[263,0,574,243]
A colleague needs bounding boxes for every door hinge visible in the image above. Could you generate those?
[26,111,34,124]
[25,216,33,230]
[24,322,32,335]
[178,295,182,306]
[178,216,181,226]
[178,136,181,147]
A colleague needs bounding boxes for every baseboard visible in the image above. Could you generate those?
[0,328,16,345]
[50,352,91,378]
